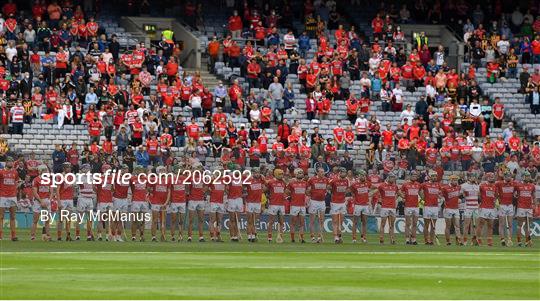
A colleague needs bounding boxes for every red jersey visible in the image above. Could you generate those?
[246,177,264,203]
[149,181,170,205]
[496,180,515,206]
[96,177,113,203]
[378,183,399,208]
[351,181,370,205]
[287,180,308,207]
[267,178,286,206]
[188,182,205,201]
[479,183,497,209]
[330,178,349,204]
[515,183,535,209]
[442,184,460,209]
[33,176,51,199]
[113,176,131,199]
[0,169,18,198]
[308,176,328,201]
[131,176,148,202]
[400,181,421,207]
[58,182,75,200]
[210,183,226,203]
[421,182,441,207]
[170,175,187,203]
[227,181,243,199]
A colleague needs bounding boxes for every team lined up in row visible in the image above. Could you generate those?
[0,158,536,246]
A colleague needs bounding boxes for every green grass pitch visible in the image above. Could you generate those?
[1,232,539,300]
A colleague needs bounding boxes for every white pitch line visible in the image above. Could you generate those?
[0,251,537,256]
[1,265,534,271]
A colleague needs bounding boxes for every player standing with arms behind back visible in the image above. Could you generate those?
[441,174,462,245]
[496,171,516,246]
[328,168,350,244]
[265,168,287,243]
[168,165,187,242]
[76,164,95,241]
[400,171,421,245]
[286,168,308,243]
[349,170,371,243]
[377,173,399,244]
[31,165,53,241]
[307,167,328,243]
[149,166,171,242]
[420,171,442,245]
[0,157,19,241]
[476,173,498,246]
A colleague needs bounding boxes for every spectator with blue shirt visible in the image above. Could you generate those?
[298,32,311,58]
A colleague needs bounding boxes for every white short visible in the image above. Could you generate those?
[404,207,419,217]
[131,201,150,213]
[245,202,261,213]
[478,208,497,220]
[443,208,459,219]
[290,205,306,216]
[97,202,114,211]
[226,198,243,212]
[188,200,205,211]
[209,202,226,214]
[151,204,166,211]
[464,208,479,218]
[515,208,533,218]
[113,198,129,212]
[167,203,186,214]
[59,199,75,211]
[0,197,17,208]
[77,197,95,212]
[353,204,371,216]
[308,200,326,214]
[498,204,515,217]
[32,198,51,213]
[423,206,439,219]
[267,205,285,215]
[330,203,347,215]
[379,208,396,217]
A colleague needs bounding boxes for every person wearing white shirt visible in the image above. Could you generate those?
[368,54,380,75]
[283,30,296,51]
[496,36,510,55]
[392,83,404,111]
[400,104,415,126]
[354,114,369,141]
[5,41,17,62]
[359,72,371,89]
[190,90,203,118]
[249,103,261,123]
[469,100,482,118]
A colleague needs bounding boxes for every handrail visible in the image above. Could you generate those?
[180,48,196,66]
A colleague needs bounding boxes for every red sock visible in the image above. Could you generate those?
[10,230,16,239]
[300,234,304,240]
[75,228,80,236]
[290,233,295,240]
[268,233,272,239]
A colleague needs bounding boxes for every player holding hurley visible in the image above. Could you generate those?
[245,168,264,242]
[514,171,536,247]
[31,165,53,241]
[130,166,150,241]
[441,174,462,245]
[307,167,328,243]
[377,172,399,244]
[349,170,371,243]
[496,171,516,246]
[400,171,421,245]
[286,168,308,243]
[476,172,498,246]
[420,171,442,245]
[328,168,350,244]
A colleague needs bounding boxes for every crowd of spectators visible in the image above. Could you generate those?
[0,0,538,188]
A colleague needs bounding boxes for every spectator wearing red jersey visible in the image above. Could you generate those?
[228,10,243,39]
